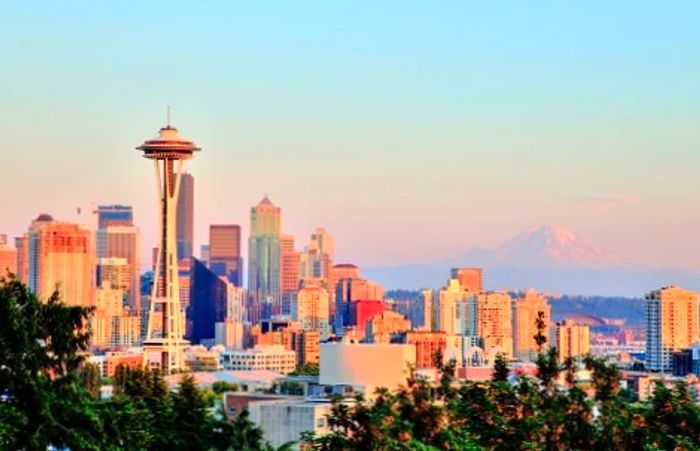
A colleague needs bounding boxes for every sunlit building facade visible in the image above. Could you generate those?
[556,319,590,361]
[646,286,700,372]
[512,290,551,361]
[477,291,513,359]
[248,196,282,320]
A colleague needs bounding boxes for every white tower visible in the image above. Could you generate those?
[137,120,201,374]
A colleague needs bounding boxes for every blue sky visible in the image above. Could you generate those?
[1,1,699,269]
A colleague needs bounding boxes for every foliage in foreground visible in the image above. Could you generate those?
[0,276,287,451]
[303,345,700,450]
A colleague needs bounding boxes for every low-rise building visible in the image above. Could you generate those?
[247,398,332,449]
[220,345,296,374]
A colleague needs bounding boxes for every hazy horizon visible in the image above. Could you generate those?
[2,1,699,272]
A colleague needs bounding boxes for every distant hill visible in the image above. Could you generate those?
[367,225,700,297]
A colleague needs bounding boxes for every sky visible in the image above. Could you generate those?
[1,1,699,271]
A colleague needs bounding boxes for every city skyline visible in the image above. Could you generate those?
[2,2,699,273]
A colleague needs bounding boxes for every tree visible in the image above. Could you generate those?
[491,353,510,383]
[213,381,240,395]
[81,362,101,400]
[0,276,97,450]
[533,310,548,353]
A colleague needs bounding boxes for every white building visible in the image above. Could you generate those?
[319,342,416,397]
[220,345,296,374]
[248,398,332,450]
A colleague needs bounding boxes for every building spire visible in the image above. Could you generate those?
[166,105,171,127]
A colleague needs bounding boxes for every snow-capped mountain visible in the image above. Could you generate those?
[365,226,699,296]
[459,225,625,269]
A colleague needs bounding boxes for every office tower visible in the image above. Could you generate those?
[97,257,129,299]
[97,223,141,312]
[91,284,141,348]
[137,121,200,374]
[14,236,28,282]
[20,216,94,306]
[646,286,700,372]
[437,278,478,337]
[299,228,334,285]
[410,289,433,331]
[97,205,133,229]
[450,268,483,293]
[512,290,551,361]
[177,172,194,259]
[22,213,55,291]
[209,224,243,286]
[200,244,210,267]
[215,282,246,349]
[477,292,514,359]
[0,234,17,276]
[556,319,590,361]
[189,258,227,344]
[349,300,385,341]
[280,234,300,295]
[334,270,385,335]
[290,282,331,339]
[248,196,281,320]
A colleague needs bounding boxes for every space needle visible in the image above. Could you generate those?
[137,114,200,374]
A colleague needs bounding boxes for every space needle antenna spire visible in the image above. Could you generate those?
[136,116,201,374]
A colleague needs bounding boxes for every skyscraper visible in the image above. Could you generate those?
[97,205,133,229]
[248,196,281,320]
[477,291,514,360]
[290,281,331,339]
[137,122,200,374]
[280,234,300,295]
[450,268,483,293]
[209,224,243,286]
[97,222,141,312]
[177,172,194,259]
[437,278,478,337]
[189,258,228,344]
[299,227,334,286]
[0,234,17,276]
[646,286,700,372]
[22,217,94,306]
[512,291,551,362]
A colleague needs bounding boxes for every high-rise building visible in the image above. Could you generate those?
[512,290,551,361]
[450,268,483,293]
[21,216,94,306]
[97,205,133,229]
[349,300,385,341]
[177,172,195,259]
[248,196,281,320]
[334,273,385,335]
[137,122,200,374]
[0,234,17,276]
[409,289,433,332]
[209,224,243,286]
[556,319,590,362]
[437,278,477,337]
[290,282,331,339]
[189,258,228,344]
[646,286,700,372]
[91,284,141,348]
[477,291,514,359]
[299,228,334,285]
[280,234,300,295]
[97,223,141,312]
